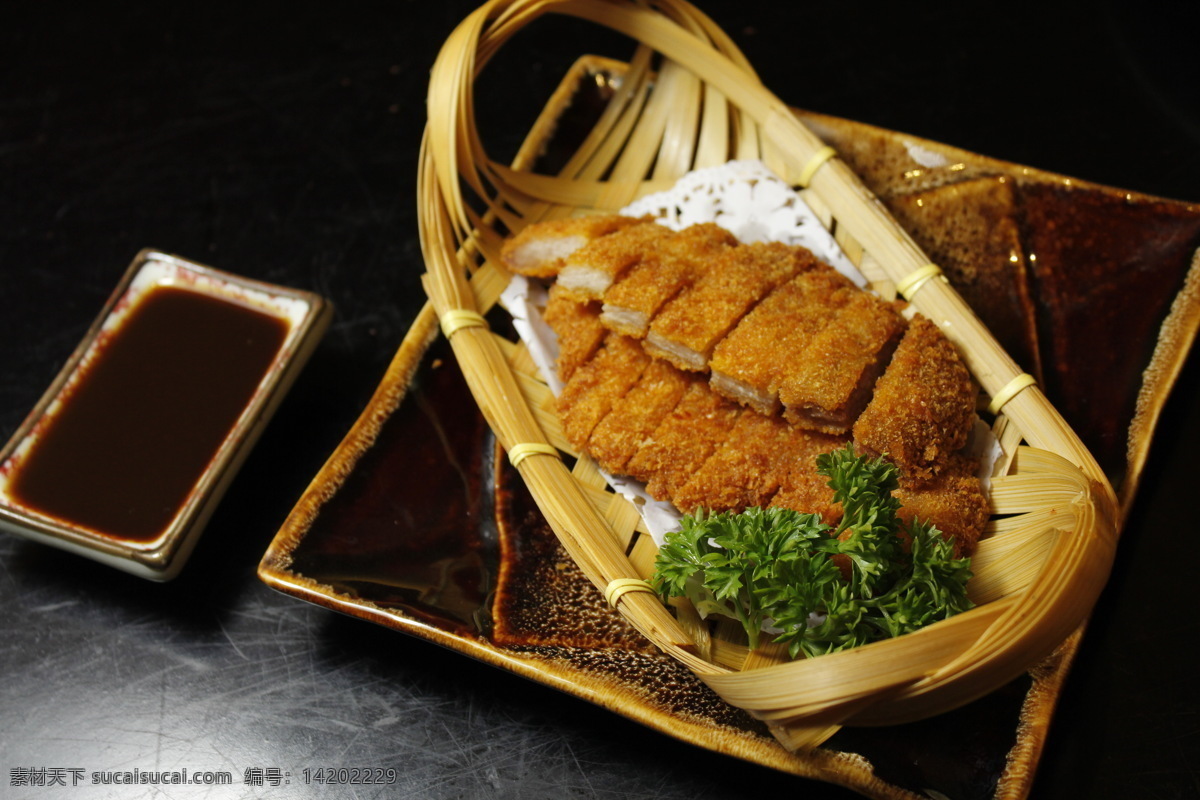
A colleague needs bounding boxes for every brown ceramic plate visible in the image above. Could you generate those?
[258,57,1200,799]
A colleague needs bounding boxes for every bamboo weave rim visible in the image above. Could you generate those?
[418,0,1119,751]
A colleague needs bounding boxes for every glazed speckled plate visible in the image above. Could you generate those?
[258,56,1200,800]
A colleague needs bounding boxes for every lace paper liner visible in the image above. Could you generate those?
[620,159,862,285]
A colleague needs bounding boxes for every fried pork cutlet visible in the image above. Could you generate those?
[586,360,694,474]
[557,220,671,300]
[778,291,907,435]
[530,224,987,560]
[555,334,651,450]
[542,284,605,383]
[894,452,990,557]
[644,241,817,371]
[624,380,742,501]
[500,214,645,278]
[599,222,738,338]
[853,314,977,484]
[708,267,856,415]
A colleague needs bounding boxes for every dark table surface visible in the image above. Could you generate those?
[2,2,1198,798]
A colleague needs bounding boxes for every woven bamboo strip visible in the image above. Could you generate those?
[969,527,1062,604]
[649,58,700,177]
[705,600,1014,717]
[989,473,1089,514]
[670,598,714,665]
[627,532,659,577]
[603,496,644,551]
[986,505,1072,537]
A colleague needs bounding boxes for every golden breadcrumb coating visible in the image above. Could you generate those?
[779,292,907,434]
[500,214,645,278]
[625,380,741,499]
[671,411,793,515]
[895,452,990,557]
[767,429,851,525]
[708,267,856,414]
[542,284,605,383]
[555,334,650,450]
[586,359,693,474]
[852,314,977,483]
[599,223,738,337]
[645,241,816,371]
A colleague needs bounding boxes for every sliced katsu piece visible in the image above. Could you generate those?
[778,291,907,435]
[557,219,671,300]
[644,241,817,371]
[708,266,857,416]
[542,283,605,383]
[853,314,977,484]
[894,452,990,557]
[625,380,742,501]
[767,429,851,525]
[670,411,797,515]
[585,360,695,475]
[556,333,651,451]
[500,213,645,278]
[599,222,738,338]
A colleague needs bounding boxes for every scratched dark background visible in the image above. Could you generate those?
[2,1,1198,798]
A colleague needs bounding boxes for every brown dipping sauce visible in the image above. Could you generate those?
[7,285,289,542]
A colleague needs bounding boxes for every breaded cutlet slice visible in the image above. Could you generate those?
[767,429,851,525]
[625,380,741,500]
[556,334,651,450]
[779,291,907,434]
[585,359,694,475]
[853,314,977,484]
[500,214,645,278]
[557,219,671,300]
[670,411,795,515]
[599,222,738,338]
[644,241,817,371]
[894,452,990,557]
[542,284,605,383]
[708,267,856,415]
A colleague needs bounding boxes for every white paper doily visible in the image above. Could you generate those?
[620,159,862,285]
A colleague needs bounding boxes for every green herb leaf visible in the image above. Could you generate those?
[651,444,975,659]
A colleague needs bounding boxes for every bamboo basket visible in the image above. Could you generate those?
[418,0,1119,751]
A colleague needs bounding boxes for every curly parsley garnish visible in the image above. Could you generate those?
[650,444,974,659]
